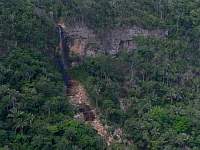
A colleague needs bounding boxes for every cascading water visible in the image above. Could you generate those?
[56,25,70,86]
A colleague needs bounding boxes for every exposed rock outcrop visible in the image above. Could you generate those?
[101,26,168,54]
[61,23,168,56]
[67,80,114,145]
[67,79,127,145]
[61,23,100,56]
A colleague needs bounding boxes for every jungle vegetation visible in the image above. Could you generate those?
[1,0,200,149]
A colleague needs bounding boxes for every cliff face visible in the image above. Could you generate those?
[102,27,168,54]
[61,23,168,56]
[61,23,99,56]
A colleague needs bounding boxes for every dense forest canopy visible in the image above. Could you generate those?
[0,49,106,149]
[1,0,200,149]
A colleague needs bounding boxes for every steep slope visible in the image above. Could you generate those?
[67,80,114,145]
[1,0,200,149]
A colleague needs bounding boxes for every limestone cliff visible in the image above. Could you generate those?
[61,22,168,56]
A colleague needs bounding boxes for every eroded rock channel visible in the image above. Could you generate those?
[67,80,114,145]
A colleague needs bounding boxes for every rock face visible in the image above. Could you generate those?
[102,27,168,54]
[62,23,99,56]
[62,23,168,56]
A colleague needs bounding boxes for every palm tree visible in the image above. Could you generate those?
[8,108,34,133]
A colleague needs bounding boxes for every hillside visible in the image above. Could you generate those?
[1,0,200,149]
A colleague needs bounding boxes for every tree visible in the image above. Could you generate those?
[8,108,34,133]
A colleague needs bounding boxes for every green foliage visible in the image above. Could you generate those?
[70,55,126,126]
[0,0,57,52]
[1,0,200,149]
[149,106,169,124]
[0,49,105,149]
[173,116,190,133]
[70,39,199,148]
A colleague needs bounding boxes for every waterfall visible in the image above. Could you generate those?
[57,25,70,86]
